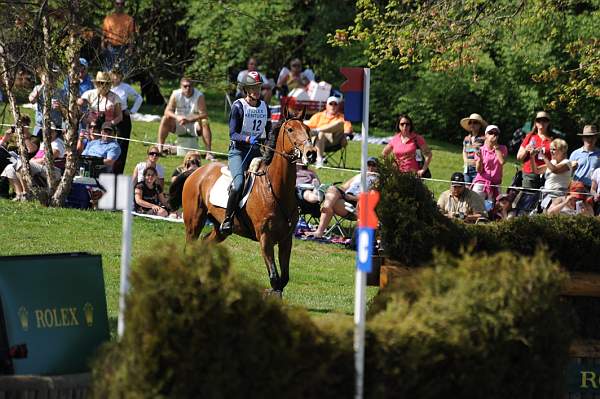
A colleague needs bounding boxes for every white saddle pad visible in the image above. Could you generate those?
[209,167,255,209]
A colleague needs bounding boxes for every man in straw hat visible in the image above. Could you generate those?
[460,113,487,183]
[570,125,600,189]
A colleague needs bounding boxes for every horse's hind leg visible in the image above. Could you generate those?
[259,233,282,292]
[185,201,208,242]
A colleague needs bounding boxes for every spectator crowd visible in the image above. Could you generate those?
[0,0,599,235]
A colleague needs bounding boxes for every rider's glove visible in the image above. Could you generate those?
[248,135,259,145]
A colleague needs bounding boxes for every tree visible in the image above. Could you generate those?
[184,0,359,90]
[335,0,600,135]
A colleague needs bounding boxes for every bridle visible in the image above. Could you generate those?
[259,118,312,163]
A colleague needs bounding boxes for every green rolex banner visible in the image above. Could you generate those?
[0,253,109,375]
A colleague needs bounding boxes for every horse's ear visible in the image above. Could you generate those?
[281,103,289,121]
[299,106,307,121]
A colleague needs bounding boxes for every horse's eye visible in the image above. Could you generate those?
[287,128,293,133]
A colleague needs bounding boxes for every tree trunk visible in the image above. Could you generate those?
[50,0,82,207]
[0,43,35,196]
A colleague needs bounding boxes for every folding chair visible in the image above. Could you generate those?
[324,201,357,238]
[323,133,353,168]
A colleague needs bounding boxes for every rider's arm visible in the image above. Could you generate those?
[229,101,249,143]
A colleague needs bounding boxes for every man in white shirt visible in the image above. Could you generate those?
[157,77,213,159]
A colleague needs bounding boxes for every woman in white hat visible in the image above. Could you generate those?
[460,113,487,183]
[77,71,123,129]
[516,111,553,189]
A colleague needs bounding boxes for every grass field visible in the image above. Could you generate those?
[0,87,521,335]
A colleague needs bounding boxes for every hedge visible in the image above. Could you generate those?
[92,240,571,398]
[365,250,572,399]
[91,242,353,398]
[377,161,600,272]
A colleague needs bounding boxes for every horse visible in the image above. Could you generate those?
[170,112,317,295]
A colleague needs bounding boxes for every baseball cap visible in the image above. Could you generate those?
[485,124,500,135]
[101,122,114,131]
[367,156,378,166]
[326,96,339,105]
[451,172,465,186]
[79,58,89,67]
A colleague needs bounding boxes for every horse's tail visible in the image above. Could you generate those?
[169,170,194,210]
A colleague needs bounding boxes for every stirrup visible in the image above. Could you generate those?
[220,218,233,235]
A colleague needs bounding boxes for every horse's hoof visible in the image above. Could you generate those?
[263,289,283,299]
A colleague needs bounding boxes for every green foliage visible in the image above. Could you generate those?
[378,165,600,272]
[91,238,571,398]
[365,250,572,399]
[466,215,600,273]
[91,241,353,398]
[376,158,467,266]
[340,0,600,138]
[184,0,358,90]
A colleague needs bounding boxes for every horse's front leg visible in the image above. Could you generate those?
[259,233,282,292]
[277,233,293,292]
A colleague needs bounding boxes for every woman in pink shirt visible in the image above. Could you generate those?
[471,125,507,202]
[382,114,432,176]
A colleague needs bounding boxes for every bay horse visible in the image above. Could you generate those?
[170,113,317,295]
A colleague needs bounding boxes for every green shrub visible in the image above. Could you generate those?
[365,250,573,399]
[377,158,468,267]
[92,241,353,398]
[378,165,600,272]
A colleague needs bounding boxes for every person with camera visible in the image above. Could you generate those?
[547,181,594,216]
[78,122,122,173]
[77,71,123,130]
[171,151,202,182]
[470,124,507,203]
[437,172,487,223]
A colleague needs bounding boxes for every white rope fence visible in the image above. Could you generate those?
[2,122,595,198]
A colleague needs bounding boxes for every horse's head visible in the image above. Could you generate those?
[277,115,317,164]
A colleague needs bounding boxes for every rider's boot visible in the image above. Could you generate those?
[220,188,240,236]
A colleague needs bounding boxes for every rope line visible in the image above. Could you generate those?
[2,123,596,197]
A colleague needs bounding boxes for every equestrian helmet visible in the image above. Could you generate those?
[239,71,263,92]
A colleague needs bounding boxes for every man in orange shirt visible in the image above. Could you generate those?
[102,0,135,73]
[305,96,353,168]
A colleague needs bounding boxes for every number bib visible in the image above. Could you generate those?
[240,99,268,139]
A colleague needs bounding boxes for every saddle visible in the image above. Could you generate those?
[209,158,263,208]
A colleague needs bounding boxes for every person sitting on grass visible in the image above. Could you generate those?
[306,157,379,239]
[437,172,486,223]
[546,180,594,216]
[132,145,165,188]
[171,151,202,182]
[134,166,169,217]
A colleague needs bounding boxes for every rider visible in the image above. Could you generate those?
[220,71,272,235]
